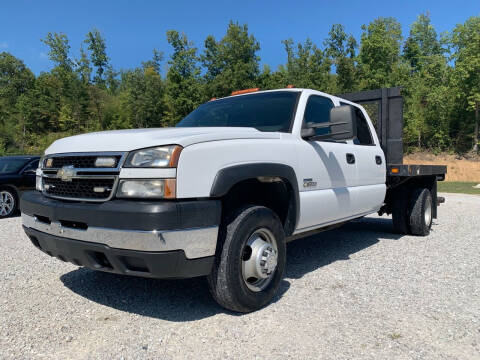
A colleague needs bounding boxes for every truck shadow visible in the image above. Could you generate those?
[60,216,402,322]
[286,216,401,280]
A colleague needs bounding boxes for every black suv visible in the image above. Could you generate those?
[0,156,40,218]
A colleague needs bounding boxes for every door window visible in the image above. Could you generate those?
[23,160,39,173]
[304,96,335,136]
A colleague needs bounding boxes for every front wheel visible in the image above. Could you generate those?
[0,188,17,218]
[207,206,286,313]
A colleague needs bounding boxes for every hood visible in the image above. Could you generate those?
[45,127,281,154]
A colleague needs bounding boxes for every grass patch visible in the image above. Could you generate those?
[438,181,480,195]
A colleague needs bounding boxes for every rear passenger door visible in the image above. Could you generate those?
[340,102,386,214]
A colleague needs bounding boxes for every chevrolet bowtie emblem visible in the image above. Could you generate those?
[57,165,76,182]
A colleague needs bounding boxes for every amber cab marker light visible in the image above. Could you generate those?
[391,167,399,174]
[286,84,295,88]
[210,97,217,101]
[231,88,260,96]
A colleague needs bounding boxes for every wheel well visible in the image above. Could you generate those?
[220,177,297,236]
[384,176,438,218]
[0,184,18,199]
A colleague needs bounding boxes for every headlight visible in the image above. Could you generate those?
[36,176,43,191]
[38,156,45,169]
[124,145,182,168]
[116,179,176,199]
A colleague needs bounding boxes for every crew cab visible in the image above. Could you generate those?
[21,87,446,312]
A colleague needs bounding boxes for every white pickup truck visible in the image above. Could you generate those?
[21,87,446,312]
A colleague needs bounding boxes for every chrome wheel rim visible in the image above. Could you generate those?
[424,197,432,227]
[0,191,15,216]
[241,228,278,292]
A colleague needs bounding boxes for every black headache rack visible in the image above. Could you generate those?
[339,87,447,181]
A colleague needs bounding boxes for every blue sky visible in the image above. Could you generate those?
[1,0,479,75]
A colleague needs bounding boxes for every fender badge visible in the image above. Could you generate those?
[303,178,317,188]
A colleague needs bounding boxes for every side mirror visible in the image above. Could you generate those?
[23,169,36,175]
[301,127,315,138]
[329,105,357,140]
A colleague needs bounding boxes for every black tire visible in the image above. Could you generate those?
[408,188,433,236]
[207,206,286,313]
[0,187,18,219]
[392,187,410,234]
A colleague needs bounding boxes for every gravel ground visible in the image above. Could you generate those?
[1,193,479,359]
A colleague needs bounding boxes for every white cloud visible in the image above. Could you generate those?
[0,41,8,49]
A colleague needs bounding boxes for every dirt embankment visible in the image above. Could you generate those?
[404,153,480,182]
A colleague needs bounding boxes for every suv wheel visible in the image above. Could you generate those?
[207,206,286,313]
[0,188,17,218]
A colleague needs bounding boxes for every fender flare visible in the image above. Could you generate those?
[210,163,300,235]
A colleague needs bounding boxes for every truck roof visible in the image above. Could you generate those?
[221,88,351,105]
[0,155,40,160]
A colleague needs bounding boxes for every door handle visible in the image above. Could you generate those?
[375,156,382,165]
[346,153,355,164]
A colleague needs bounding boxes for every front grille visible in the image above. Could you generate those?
[47,155,122,169]
[43,177,115,200]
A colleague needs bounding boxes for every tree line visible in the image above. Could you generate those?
[0,14,479,155]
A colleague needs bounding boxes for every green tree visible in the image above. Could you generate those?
[118,62,166,129]
[41,32,74,73]
[402,14,452,151]
[165,30,203,124]
[202,21,261,97]
[76,46,91,84]
[85,29,109,86]
[450,16,480,152]
[324,24,358,93]
[0,52,35,152]
[282,38,333,92]
[142,49,163,74]
[404,13,443,71]
[358,17,407,89]
[257,64,288,90]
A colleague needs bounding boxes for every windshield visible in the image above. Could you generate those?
[176,91,299,132]
[0,159,29,175]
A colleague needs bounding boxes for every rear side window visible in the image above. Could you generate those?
[340,102,374,145]
[304,96,335,136]
[24,160,39,171]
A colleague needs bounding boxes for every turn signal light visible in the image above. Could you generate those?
[231,88,260,96]
[391,167,399,174]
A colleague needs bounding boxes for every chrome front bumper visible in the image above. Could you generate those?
[22,213,218,259]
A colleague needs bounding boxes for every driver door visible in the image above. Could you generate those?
[295,95,360,231]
